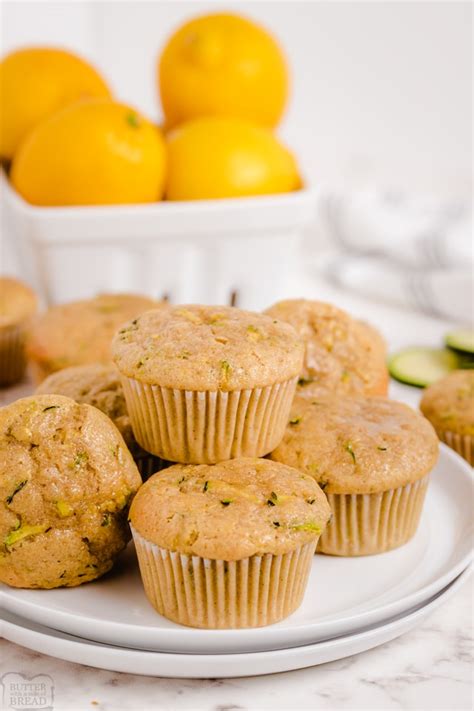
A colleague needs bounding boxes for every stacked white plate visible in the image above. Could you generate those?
[2,444,472,678]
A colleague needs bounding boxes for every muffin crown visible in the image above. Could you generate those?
[36,363,131,443]
[0,394,141,588]
[270,395,439,494]
[420,370,474,436]
[112,305,304,390]
[130,458,331,560]
[265,298,388,397]
[26,293,161,375]
[0,277,37,327]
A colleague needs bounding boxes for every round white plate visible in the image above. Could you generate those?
[2,568,471,678]
[1,445,472,654]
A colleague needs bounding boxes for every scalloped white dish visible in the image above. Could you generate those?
[2,569,471,678]
[2,445,472,655]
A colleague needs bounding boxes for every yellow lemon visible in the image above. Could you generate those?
[11,100,167,206]
[159,13,288,129]
[0,47,111,160]
[165,117,301,200]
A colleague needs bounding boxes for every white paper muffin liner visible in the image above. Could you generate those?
[121,376,298,463]
[439,430,473,466]
[0,323,27,386]
[318,475,430,556]
[131,525,317,629]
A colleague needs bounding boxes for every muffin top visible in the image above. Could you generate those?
[420,370,474,436]
[36,364,133,447]
[112,305,304,390]
[270,395,439,494]
[0,277,37,327]
[26,293,161,377]
[130,458,331,560]
[0,395,142,581]
[265,299,388,397]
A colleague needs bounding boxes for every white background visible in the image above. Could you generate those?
[2,0,472,199]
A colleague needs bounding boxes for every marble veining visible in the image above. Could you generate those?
[1,578,472,710]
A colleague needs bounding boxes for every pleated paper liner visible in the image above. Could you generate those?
[318,476,430,556]
[121,376,297,463]
[131,526,317,629]
[438,430,473,467]
[0,323,28,386]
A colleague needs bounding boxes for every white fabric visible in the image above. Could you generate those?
[312,190,473,322]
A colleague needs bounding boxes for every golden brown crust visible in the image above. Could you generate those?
[112,305,304,391]
[0,277,37,328]
[36,364,130,441]
[420,370,474,437]
[0,394,142,588]
[35,363,158,466]
[130,458,330,560]
[26,293,161,382]
[270,395,439,494]
[265,299,388,397]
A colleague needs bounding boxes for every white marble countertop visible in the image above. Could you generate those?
[1,576,472,710]
[1,279,473,710]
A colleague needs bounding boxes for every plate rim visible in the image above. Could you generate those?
[1,444,473,654]
[2,568,471,678]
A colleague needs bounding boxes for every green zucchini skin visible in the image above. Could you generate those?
[388,347,460,388]
[445,328,474,356]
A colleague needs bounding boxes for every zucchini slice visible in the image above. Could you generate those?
[445,328,474,355]
[388,347,459,388]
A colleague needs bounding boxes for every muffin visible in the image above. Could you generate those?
[265,299,388,398]
[0,394,142,588]
[36,364,167,478]
[0,277,37,386]
[26,292,161,383]
[270,395,439,555]
[129,458,331,628]
[420,370,474,465]
[112,305,304,463]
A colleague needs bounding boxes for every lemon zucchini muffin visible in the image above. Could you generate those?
[265,299,388,398]
[0,277,37,386]
[112,305,304,463]
[420,370,474,465]
[270,395,439,555]
[129,458,331,628]
[36,364,167,478]
[0,394,142,588]
[26,292,160,383]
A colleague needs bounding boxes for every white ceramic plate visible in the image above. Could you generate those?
[1,445,472,654]
[2,568,471,678]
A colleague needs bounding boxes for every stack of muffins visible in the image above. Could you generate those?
[0,278,445,630]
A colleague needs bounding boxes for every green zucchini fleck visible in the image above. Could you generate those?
[345,442,356,464]
[291,522,321,534]
[6,480,27,505]
[73,451,89,468]
[297,377,314,387]
[5,524,48,547]
[220,360,232,380]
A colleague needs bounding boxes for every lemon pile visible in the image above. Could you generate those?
[0,13,302,206]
